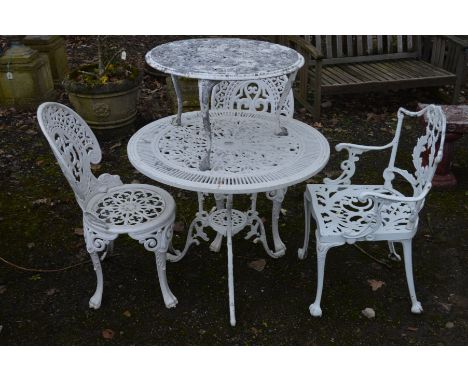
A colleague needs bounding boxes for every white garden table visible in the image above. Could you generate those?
[128,110,330,325]
[145,38,305,171]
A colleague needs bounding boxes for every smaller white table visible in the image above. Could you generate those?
[128,110,329,325]
[146,38,304,170]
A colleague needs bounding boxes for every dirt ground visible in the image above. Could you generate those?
[0,36,467,345]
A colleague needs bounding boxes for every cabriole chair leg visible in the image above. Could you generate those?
[88,251,104,309]
[309,238,333,317]
[387,240,401,262]
[401,239,423,314]
[155,250,178,309]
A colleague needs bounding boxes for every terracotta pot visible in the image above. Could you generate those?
[63,66,142,130]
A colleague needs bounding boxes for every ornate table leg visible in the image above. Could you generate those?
[266,187,288,256]
[210,193,226,252]
[168,192,210,262]
[198,79,219,171]
[171,75,183,126]
[274,71,297,136]
[225,194,236,326]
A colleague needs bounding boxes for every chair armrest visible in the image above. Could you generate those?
[324,141,394,185]
[359,187,429,204]
[286,36,323,60]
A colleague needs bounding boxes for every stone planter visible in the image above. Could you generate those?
[0,41,55,109]
[63,67,142,130]
[23,35,69,85]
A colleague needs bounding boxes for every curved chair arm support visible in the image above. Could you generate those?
[358,186,430,205]
[324,141,394,185]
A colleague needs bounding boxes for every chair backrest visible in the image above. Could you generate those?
[383,104,446,198]
[305,35,420,65]
[37,102,102,209]
[211,76,294,117]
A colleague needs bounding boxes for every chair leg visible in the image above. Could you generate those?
[401,239,423,314]
[83,222,117,310]
[130,223,178,309]
[387,241,401,262]
[298,191,312,260]
[309,238,334,317]
[155,250,178,308]
[88,251,104,309]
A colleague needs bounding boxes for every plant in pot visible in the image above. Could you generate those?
[63,36,142,129]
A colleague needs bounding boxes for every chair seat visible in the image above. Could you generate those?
[306,184,417,241]
[85,184,175,234]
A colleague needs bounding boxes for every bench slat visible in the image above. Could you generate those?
[367,36,373,55]
[336,36,343,57]
[397,36,403,53]
[347,35,353,56]
[357,36,363,56]
[377,36,383,54]
[326,35,333,58]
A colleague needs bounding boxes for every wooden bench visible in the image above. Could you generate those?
[280,36,468,120]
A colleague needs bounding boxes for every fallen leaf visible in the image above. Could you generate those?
[0,285,6,294]
[445,322,454,329]
[32,198,50,206]
[29,274,41,281]
[74,228,84,236]
[407,327,418,332]
[123,310,131,318]
[280,208,287,216]
[27,242,35,249]
[248,259,266,272]
[173,221,185,233]
[46,288,58,296]
[361,307,375,319]
[131,179,140,184]
[110,142,122,150]
[36,159,45,166]
[437,302,452,312]
[102,329,115,340]
[367,279,385,291]
[91,164,102,171]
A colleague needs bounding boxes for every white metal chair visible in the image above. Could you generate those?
[37,102,178,310]
[298,104,446,317]
[199,77,294,256]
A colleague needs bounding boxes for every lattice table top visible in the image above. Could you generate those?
[145,38,304,81]
[128,111,330,194]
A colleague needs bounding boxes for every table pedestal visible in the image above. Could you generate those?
[167,193,285,326]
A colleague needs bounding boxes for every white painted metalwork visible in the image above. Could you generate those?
[37,102,178,310]
[298,104,446,317]
[146,38,304,170]
[145,38,304,81]
[128,111,329,194]
[128,110,330,325]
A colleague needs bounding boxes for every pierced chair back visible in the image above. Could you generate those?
[37,102,102,209]
[383,105,446,199]
[211,76,294,117]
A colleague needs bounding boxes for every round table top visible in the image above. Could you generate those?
[128,111,330,194]
[145,38,304,81]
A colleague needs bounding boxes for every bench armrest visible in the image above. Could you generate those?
[440,35,468,49]
[324,141,394,185]
[286,36,323,60]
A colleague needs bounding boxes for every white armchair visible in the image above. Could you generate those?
[298,104,446,317]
